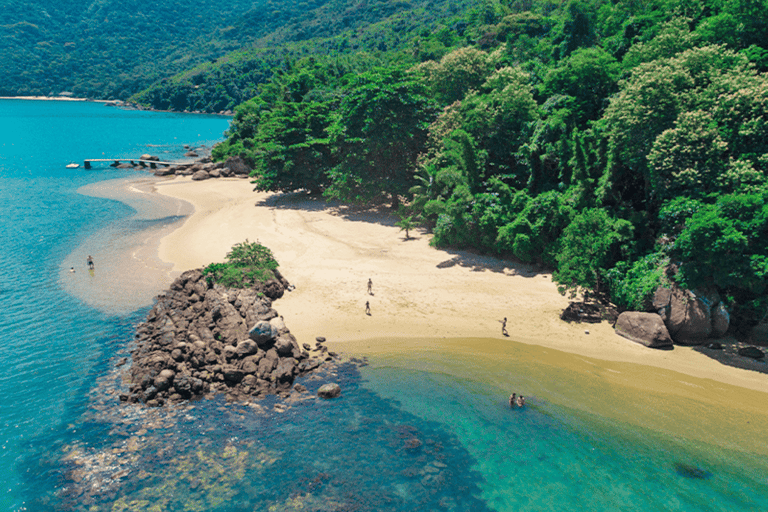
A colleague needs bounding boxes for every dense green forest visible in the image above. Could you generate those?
[1,0,468,102]
[211,0,768,334]
[7,0,766,333]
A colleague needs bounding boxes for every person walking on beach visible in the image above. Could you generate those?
[367,278,373,295]
[501,317,509,337]
[365,300,371,316]
[87,255,94,270]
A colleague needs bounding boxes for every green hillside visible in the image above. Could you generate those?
[1,0,447,100]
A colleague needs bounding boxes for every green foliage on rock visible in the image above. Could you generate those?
[202,240,279,288]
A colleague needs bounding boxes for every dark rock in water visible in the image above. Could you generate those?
[738,346,765,360]
[185,151,199,157]
[674,462,712,480]
[125,268,330,406]
[704,342,723,350]
[317,383,341,399]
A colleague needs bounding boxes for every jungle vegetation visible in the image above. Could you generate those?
[7,0,767,332]
[211,0,768,333]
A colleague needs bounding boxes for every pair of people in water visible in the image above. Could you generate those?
[509,393,525,408]
[71,255,95,273]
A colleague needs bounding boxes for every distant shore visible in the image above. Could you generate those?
[0,95,111,102]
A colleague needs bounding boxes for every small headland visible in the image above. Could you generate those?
[123,267,346,407]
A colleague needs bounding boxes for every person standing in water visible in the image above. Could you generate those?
[87,255,94,270]
[509,393,516,408]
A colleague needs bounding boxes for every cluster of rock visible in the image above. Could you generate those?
[152,155,251,181]
[122,269,332,406]
[615,284,765,359]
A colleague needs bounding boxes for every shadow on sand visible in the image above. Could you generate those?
[257,191,549,278]
[255,190,399,228]
[692,339,768,375]
[435,249,547,278]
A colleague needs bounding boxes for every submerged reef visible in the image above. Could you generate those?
[124,269,333,406]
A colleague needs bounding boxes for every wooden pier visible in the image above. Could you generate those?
[83,158,175,169]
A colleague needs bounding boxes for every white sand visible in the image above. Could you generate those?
[153,177,768,396]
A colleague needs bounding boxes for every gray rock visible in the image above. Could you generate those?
[269,316,287,334]
[191,170,210,181]
[660,286,712,344]
[249,321,276,347]
[749,322,768,347]
[225,156,250,175]
[711,302,730,338]
[318,383,341,399]
[275,336,294,357]
[615,312,674,348]
[235,339,259,357]
[738,346,765,360]
[222,366,244,382]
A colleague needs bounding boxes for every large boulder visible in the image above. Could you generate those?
[225,156,250,175]
[249,321,277,347]
[711,303,730,338]
[318,383,341,399]
[615,312,674,348]
[191,170,210,181]
[654,285,727,345]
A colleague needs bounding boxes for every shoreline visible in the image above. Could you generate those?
[0,96,110,102]
[149,177,768,395]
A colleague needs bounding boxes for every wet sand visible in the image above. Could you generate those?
[60,176,192,316]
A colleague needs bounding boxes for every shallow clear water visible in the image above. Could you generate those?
[1,100,767,512]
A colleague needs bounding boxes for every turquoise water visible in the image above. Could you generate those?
[1,99,767,511]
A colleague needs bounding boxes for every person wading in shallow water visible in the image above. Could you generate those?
[87,255,94,270]
[365,300,371,316]
[509,393,516,408]
[517,395,525,408]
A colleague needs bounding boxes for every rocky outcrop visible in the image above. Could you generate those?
[123,269,332,407]
[615,312,674,348]
[317,383,341,399]
[149,156,251,179]
[653,285,729,345]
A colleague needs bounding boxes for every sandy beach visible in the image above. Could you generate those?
[59,173,768,455]
[149,177,768,395]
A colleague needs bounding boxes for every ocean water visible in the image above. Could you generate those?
[1,99,767,512]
